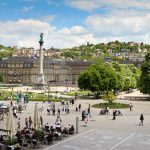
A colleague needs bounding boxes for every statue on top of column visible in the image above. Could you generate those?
[39,33,44,46]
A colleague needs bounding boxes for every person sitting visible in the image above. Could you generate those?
[32,139,37,148]
[99,109,107,115]
[54,130,62,140]
[67,124,71,130]
[62,127,68,136]
[46,133,53,144]
[69,125,74,135]
[45,123,50,132]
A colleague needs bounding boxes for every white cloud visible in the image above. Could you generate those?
[1,10,150,49]
[86,13,150,36]
[0,19,92,48]
[58,26,87,35]
[65,0,150,11]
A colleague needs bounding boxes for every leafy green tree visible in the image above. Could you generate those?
[111,62,125,91]
[78,61,118,94]
[102,91,116,104]
[139,52,150,94]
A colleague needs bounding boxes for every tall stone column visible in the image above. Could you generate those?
[39,37,44,75]
[37,33,44,84]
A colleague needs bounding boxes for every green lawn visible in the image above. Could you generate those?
[0,91,70,102]
[92,102,129,109]
[66,90,92,96]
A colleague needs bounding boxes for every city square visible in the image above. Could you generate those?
[0,0,150,149]
[0,87,150,150]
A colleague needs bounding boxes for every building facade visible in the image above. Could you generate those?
[0,57,92,85]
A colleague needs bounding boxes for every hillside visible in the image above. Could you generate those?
[61,41,150,60]
[0,45,14,60]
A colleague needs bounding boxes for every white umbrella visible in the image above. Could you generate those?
[6,106,15,139]
[33,103,40,130]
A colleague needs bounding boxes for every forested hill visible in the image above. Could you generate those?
[0,44,13,60]
[61,41,150,60]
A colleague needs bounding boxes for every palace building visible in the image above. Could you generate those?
[0,57,92,85]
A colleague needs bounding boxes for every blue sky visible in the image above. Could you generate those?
[1,0,150,48]
[0,0,89,27]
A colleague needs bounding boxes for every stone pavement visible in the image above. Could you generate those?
[0,89,150,150]
[44,129,150,150]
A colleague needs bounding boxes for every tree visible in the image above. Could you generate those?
[139,52,150,94]
[102,91,116,104]
[78,61,118,95]
[111,62,125,91]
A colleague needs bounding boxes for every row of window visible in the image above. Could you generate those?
[0,63,33,67]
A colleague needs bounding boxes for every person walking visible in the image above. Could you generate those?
[29,116,33,128]
[78,104,81,112]
[57,107,61,116]
[47,106,51,115]
[55,116,62,125]
[17,118,21,129]
[40,116,43,126]
[139,113,144,126]
[88,107,91,117]
[25,118,28,128]
[112,110,117,120]
[129,103,133,111]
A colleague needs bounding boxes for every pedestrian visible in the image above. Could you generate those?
[78,104,81,112]
[129,103,133,111]
[24,103,27,109]
[17,118,21,129]
[55,116,62,125]
[25,118,28,128]
[82,110,85,121]
[29,116,33,128]
[40,116,43,126]
[57,108,60,116]
[139,113,144,126]
[76,105,78,111]
[13,108,17,118]
[112,110,117,120]
[84,116,88,127]
[72,99,74,106]
[52,108,55,116]
[88,107,91,117]
[47,106,51,115]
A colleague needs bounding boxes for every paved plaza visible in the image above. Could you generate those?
[0,88,150,150]
[44,129,150,150]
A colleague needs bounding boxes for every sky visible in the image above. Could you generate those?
[1,0,150,49]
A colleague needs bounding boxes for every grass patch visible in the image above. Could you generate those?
[66,90,92,96]
[92,102,129,109]
[0,91,70,102]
